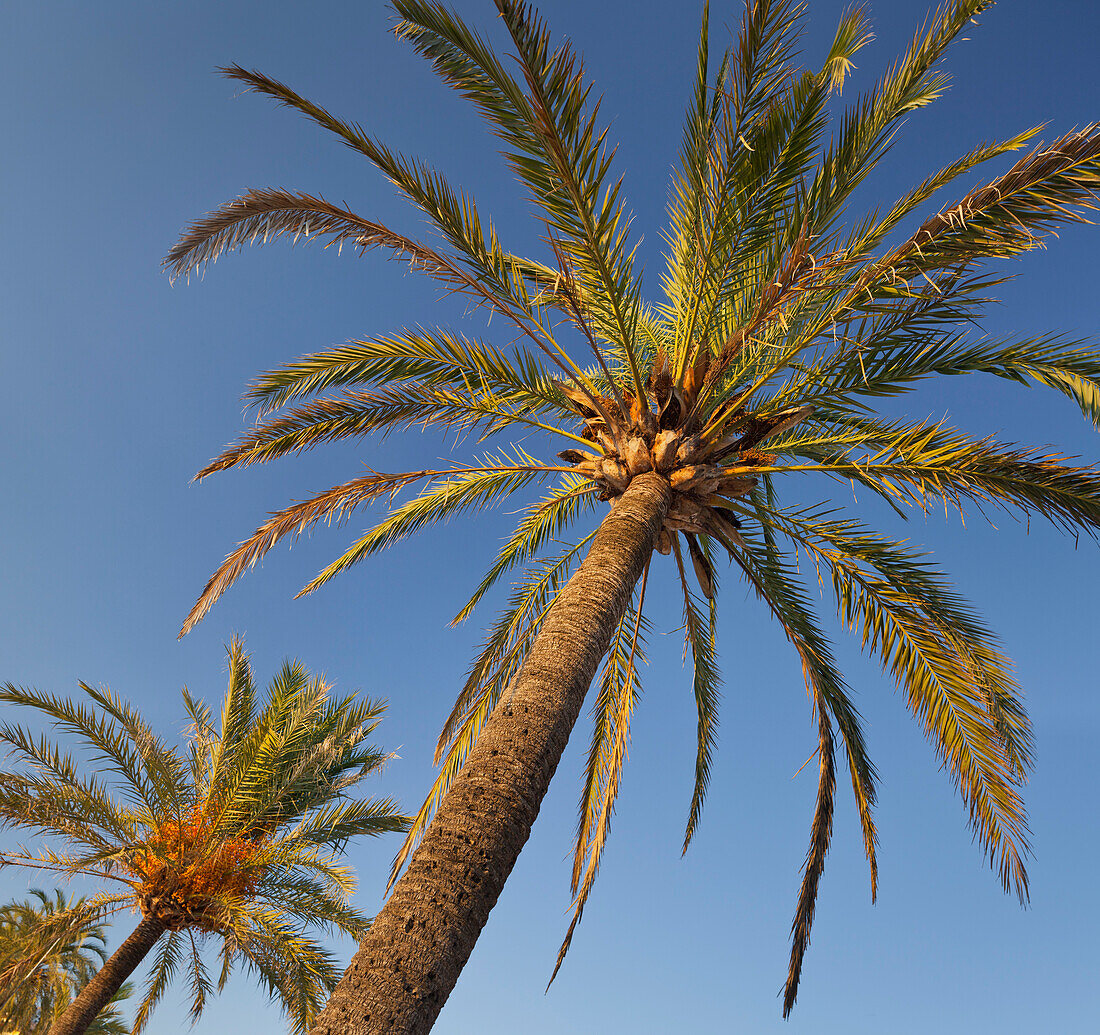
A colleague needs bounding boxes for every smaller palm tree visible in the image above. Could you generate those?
[0,889,130,1035]
[0,639,407,1035]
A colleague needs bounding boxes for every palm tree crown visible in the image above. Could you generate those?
[166,0,1100,1015]
[0,640,407,1033]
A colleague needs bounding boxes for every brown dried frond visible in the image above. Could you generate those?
[783,708,836,1018]
[877,124,1100,283]
[165,188,576,387]
[165,188,454,283]
[683,532,714,600]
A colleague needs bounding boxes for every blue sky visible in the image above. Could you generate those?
[3,1,1100,1031]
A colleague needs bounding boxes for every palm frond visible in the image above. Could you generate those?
[670,537,722,851]
[180,468,447,635]
[783,709,835,1017]
[808,0,996,232]
[779,423,1100,535]
[453,475,598,624]
[730,517,880,899]
[294,452,567,597]
[553,574,649,987]
[873,124,1100,282]
[245,329,560,417]
[132,931,182,1034]
[389,533,595,887]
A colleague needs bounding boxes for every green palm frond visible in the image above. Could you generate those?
[244,330,560,417]
[777,423,1100,533]
[807,0,996,233]
[670,537,722,852]
[0,684,160,816]
[0,890,120,1035]
[232,908,339,1035]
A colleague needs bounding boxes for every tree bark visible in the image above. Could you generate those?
[309,471,671,1035]
[48,914,165,1035]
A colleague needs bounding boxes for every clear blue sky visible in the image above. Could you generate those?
[3,1,1099,1032]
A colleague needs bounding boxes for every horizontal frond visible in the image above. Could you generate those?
[245,329,561,416]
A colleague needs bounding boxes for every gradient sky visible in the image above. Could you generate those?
[3,1,1100,1032]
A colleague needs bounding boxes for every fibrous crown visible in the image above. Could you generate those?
[556,346,812,597]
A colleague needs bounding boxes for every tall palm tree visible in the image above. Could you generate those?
[0,890,130,1035]
[165,0,1100,1030]
[0,640,407,1035]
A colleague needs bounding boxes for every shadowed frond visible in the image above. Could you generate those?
[670,537,722,852]
[783,709,835,1017]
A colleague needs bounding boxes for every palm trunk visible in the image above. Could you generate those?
[309,471,671,1035]
[48,915,165,1035]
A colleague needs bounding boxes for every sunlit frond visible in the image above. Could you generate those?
[548,573,650,985]
[295,452,569,597]
[245,329,561,417]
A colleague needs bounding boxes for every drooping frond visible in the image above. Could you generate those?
[389,534,595,887]
[553,575,650,986]
[218,66,542,306]
[670,537,722,852]
[166,188,457,285]
[762,506,1031,896]
[729,516,879,897]
[783,708,835,1017]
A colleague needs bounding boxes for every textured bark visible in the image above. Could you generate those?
[309,472,671,1035]
[48,914,165,1035]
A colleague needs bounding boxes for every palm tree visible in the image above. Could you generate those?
[165,0,1100,1029]
[0,640,407,1035]
[0,890,130,1035]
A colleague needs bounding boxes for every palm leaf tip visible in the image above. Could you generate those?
[783,710,835,1018]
